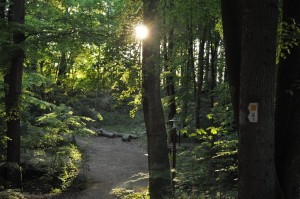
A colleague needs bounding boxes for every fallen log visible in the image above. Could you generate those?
[114,133,124,138]
[98,129,115,138]
[93,128,139,140]
[116,133,138,140]
[122,134,131,142]
[129,134,138,139]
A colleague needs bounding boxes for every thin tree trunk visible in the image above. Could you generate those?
[180,15,195,129]
[181,50,189,129]
[4,0,25,188]
[39,61,46,99]
[187,26,196,100]
[57,51,67,86]
[238,0,279,198]
[218,43,225,83]
[186,0,196,100]
[142,0,172,198]
[210,33,219,108]
[164,28,176,126]
[162,0,176,127]
[204,34,210,92]
[195,26,207,129]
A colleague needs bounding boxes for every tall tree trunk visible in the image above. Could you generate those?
[218,43,225,83]
[4,0,25,188]
[204,35,210,92]
[164,29,176,126]
[275,1,300,198]
[181,50,189,129]
[163,0,176,127]
[195,26,207,129]
[39,61,46,99]
[238,0,279,198]
[220,0,242,128]
[57,51,67,86]
[210,32,219,108]
[187,24,196,100]
[181,13,196,129]
[142,0,172,198]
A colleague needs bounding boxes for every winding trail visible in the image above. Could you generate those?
[60,136,148,199]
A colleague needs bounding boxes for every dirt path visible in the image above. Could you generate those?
[59,136,149,199]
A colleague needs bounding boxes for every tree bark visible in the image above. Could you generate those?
[195,26,207,129]
[218,42,225,83]
[275,1,300,198]
[187,23,196,100]
[163,0,176,127]
[4,0,25,188]
[181,51,189,129]
[57,51,67,86]
[204,33,210,92]
[220,0,242,129]
[142,0,172,198]
[166,28,176,124]
[238,0,279,198]
[210,32,219,108]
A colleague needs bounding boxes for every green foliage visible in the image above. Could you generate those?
[176,83,237,198]
[1,0,236,197]
[277,19,300,63]
[209,85,234,128]
[21,104,95,152]
[176,140,237,198]
[52,144,82,190]
[18,66,99,194]
[22,72,51,91]
[36,104,95,135]
[112,188,149,199]
[0,189,24,199]
[0,0,134,198]
[21,143,83,193]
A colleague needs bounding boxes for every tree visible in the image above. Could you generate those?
[275,0,300,198]
[238,0,279,198]
[195,26,207,129]
[142,0,172,198]
[209,27,220,109]
[220,0,242,128]
[163,0,176,127]
[4,0,25,188]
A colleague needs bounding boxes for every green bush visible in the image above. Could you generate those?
[175,83,237,198]
[112,188,149,199]
[0,189,24,199]
[22,144,83,193]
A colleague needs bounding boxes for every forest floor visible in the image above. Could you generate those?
[28,135,149,199]
[63,136,148,199]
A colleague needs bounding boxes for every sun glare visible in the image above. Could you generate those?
[135,24,148,40]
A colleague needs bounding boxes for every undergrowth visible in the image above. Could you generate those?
[112,188,149,199]
[174,84,238,198]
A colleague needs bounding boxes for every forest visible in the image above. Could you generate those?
[0,0,299,198]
